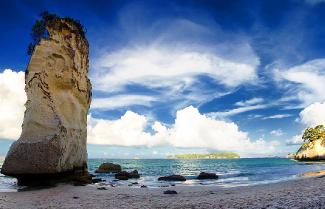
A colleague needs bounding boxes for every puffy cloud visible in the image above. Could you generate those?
[299,101,325,127]
[286,134,304,145]
[91,95,156,110]
[0,69,26,140]
[92,44,259,93]
[88,106,276,156]
[270,129,283,137]
[274,59,325,106]
[286,101,325,145]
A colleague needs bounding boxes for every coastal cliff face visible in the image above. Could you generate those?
[1,17,92,185]
[295,138,325,160]
[295,125,325,161]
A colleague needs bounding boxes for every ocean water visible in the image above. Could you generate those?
[2,158,325,191]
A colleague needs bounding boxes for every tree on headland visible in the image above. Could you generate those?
[27,11,86,55]
[302,125,325,143]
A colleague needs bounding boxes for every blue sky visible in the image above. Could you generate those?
[1,0,325,158]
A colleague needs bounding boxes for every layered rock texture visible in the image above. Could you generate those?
[295,138,325,160]
[1,17,92,185]
[295,125,325,161]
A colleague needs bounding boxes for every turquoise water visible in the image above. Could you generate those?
[2,158,325,191]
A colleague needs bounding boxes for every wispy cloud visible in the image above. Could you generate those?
[235,97,264,107]
[207,97,268,118]
[92,43,259,92]
[91,95,157,110]
[262,114,292,120]
[274,59,325,107]
[208,104,269,118]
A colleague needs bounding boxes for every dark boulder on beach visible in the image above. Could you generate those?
[115,170,140,180]
[92,178,105,183]
[158,175,186,181]
[164,190,178,194]
[95,163,122,173]
[197,172,218,180]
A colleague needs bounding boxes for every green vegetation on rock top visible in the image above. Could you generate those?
[168,152,240,159]
[27,11,87,55]
[297,125,325,152]
[302,125,325,143]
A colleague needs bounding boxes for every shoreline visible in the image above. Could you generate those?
[1,175,325,208]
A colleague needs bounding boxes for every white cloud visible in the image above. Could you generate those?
[262,114,292,120]
[286,134,304,145]
[207,98,270,118]
[270,129,283,137]
[91,95,156,110]
[299,101,325,127]
[274,59,325,106]
[286,101,325,145]
[207,104,269,118]
[0,69,26,140]
[235,97,264,107]
[88,106,276,156]
[92,44,259,93]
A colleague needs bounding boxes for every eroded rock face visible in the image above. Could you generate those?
[295,138,325,161]
[1,18,92,185]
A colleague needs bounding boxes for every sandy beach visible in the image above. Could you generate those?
[1,176,325,209]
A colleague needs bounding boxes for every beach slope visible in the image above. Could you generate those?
[1,177,325,209]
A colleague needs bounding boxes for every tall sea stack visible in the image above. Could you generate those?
[1,14,92,185]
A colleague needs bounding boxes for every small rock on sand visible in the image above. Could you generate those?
[164,190,178,194]
[158,175,186,181]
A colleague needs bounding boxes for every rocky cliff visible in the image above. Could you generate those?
[1,15,92,185]
[295,138,325,160]
[295,125,325,161]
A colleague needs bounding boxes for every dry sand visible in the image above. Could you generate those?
[1,175,325,209]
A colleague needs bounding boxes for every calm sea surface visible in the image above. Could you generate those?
[1,158,325,191]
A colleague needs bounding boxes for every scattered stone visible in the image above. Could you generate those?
[92,178,105,184]
[197,172,218,180]
[164,190,178,194]
[95,163,122,173]
[73,196,79,199]
[97,187,107,190]
[115,170,140,180]
[158,175,186,181]
[128,170,140,178]
[141,185,147,188]
[115,171,129,180]
[171,184,176,186]
[132,182,139,185]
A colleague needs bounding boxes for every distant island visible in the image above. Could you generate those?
[168,152,240,159]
